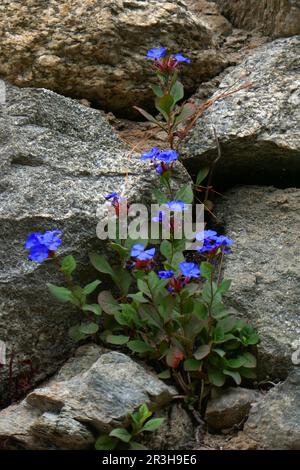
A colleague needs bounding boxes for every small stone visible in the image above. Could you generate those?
[206,387,262,430]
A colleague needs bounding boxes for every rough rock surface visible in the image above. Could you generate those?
[181,37,300,188]
[0,0,228,116]
[213,0,300,38]
[206,387,262,430]
[0,346,176,449]
[144,404,195,450]
[216,186,300,379]
[244,367,300,449]
[0,82,189,406]
[186,0,232,36]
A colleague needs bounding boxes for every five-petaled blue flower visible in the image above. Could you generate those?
[179,261,201,278]
[158,270,174,279]
[105,192,120,202]
[25,230,62,262]
[172,53,190,63]
[196,230,234,254]
[164,200,187,212]
[131,244,156,261]
[157,150,178,163]
[146,47,166,60]
[141,147,160,161]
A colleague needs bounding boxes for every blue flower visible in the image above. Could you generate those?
[196,230,234,254]
[172,53,190,63]
[158,270,174,279]
[216,235,234,247]
[131,244,156,261]
[164,200,187,212]
[146,47,166,60]
[105,192,120,202]
[25,230,62,263]
[141,147,160,161]
[40,230,62,251]
[157,150,178,163]
[179,261,201,278]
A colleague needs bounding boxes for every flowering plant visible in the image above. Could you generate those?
[25,47,259,415]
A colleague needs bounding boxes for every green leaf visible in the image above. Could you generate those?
[200,262,214,280]
[223,369,242,385]
[155,94,174,120]
[170,81,184,104]
[127,340,153,354]
[133,106,161,125]
[184,359,202,372]
[212,348,226,358]
[82,303,102,316]
[239,367,257,379]
[160,240,173,261]
[241,352,257,368]
[132,404,152,427]
[217,279,232,295]
[130,442,148,450]
[89,253,114,275]
[79,322,99,335]
[208,368,226,387]
[69,325,87,342]
[151,84,164,98]
[193,301,208,320]
[157,369,171,379]
[217,316,237,333]
[137,279,151,298]
[141,418,164,433]
[60,255,76,276]
[95,435,118,450]
[174,102,196,126]
[194,344,211,360]
[195,167,210,186]
[127,292,148,303]
[109,428,132,443]
[72,286,86,306]
[110,243,129,259]
[47,283,74,303]
[106,335,129,345]
[83,280,101,295]
[175,184,194,204]
[98,291,120,315]
[111,267,132,296]
[152,189,168,204]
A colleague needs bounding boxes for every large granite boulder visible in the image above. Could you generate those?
[244,367,300,449]
[181,37,300,188]
[0,0,228,116]
[0,345,176,449]
[0,81,189,406]
[216,186,300,379]
[213,0,300,38]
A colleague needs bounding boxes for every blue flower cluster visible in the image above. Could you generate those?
[158,262,201,293]
[146,47,190,63]
[141,148,178,174]
[25,230,62,262]
[196,230,234,254]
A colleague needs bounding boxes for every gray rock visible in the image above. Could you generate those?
[216,186,300,378]
[206,387,262,430]
[181,37,300,188]
[143,403,195,450]
[0,0,228,116]
[0,82,190,405]
[244,367,300,449]
[213,0,300,38]
[0,346,176,449]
